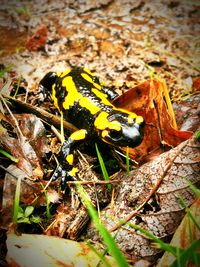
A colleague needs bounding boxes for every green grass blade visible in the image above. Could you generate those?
[185,178,200,198]
[60,111,65,144]
[170,239,200,267]
[188,216,194,243]
[129,223,177,256]
[176,247,181,267]
[126,147,130,175]
[0,64,13,78]
[0,148,19,162]
[193,251,200,267]
[77,184,129,267]
[40,183,51,220]
[13,76,21,98]
[195,130,200,140]
[85,241,112,267]
[178,196,200,232]
[95,143,111,191]
[13,175,22,224]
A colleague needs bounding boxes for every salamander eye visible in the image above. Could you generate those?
[109,129,122,140]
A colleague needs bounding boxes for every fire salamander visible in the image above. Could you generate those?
[39,67,144,190]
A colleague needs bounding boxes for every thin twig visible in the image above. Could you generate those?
[0,95,23,138]
[66,180,118,185]
[3,95,77,133]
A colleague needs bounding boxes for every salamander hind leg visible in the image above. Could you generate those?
[51,129,88,191]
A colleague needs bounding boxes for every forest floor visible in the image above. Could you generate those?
[0,1,200,266]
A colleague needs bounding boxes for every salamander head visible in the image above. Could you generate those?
[95,110,144,148]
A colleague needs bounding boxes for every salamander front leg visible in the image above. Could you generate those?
[51,129,88,191]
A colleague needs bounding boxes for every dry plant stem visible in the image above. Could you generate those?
[51,125,63,142]
[0,164,33,182]
[156,47,200,73]
[94,184,101,219]
[66,180,118,185]
[161,79,177,129]
[0,95,23,138]
[109,138,190,233]
[173,53,200,72]
[3,95,77,133]
[0,164,20,179]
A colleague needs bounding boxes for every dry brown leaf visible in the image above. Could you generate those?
[113,79,193,163]
[2,164,41,228]
[1,114,49,228]
[192,77,200,93]
[0,114,48,175]
[86,134,200,264]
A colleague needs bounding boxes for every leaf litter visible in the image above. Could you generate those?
[0,0,199,266]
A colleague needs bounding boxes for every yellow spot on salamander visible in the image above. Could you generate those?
[69,167,79,177]
[102,130,109,138]
[81,73,101,90]
[128,116,133,124]
[60,69,71,78]
[94,111,121,131]
[92,88,113,107]
[62,76,82,110]
[136,116,144,124]
[115,108,144,125]
[56,71,62,77]
[110,121,121,131]
[127,113,137,124]
[52,84,60,111]
[66,154,74,165]
[127,112,143,124]
[79,97,101,115]
[70,129,87,141]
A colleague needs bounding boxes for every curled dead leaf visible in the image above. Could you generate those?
[113,79,193,163]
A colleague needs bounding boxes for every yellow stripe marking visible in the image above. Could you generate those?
[52,84,60,111]
[60,69,71,78]
[115,108,144,125]
[81,73,101,90]
[70,129,87,141]
[83,68,109,89]
[56,71,62,77]
[94,111,121,131]
[62,76,82,110]
[79,97,101,115]
[66,154,74,165]
[92,88,113,107]
[83,68,94,76]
